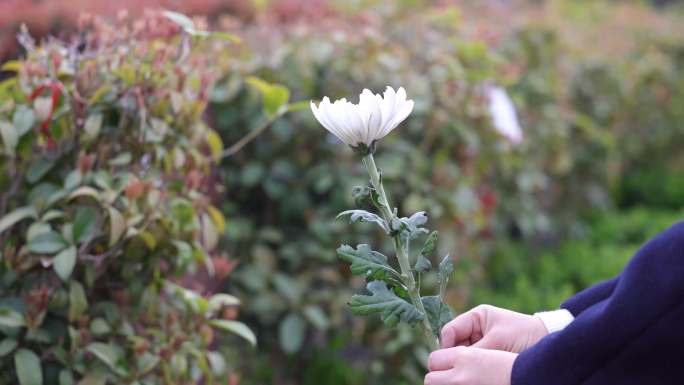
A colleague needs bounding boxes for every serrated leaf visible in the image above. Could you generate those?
[53,245,77,282]
[278,313,304,355]
[337,244,397,282]
[382,276,409,298]
[350,280,424,328]
[0,206,38,235]
[421,296,452,337]
[27,231,67,254]
[414,256,431,275]
[206,319,256,347]
[396,211,430,239]
[15,348,42,385]
[108,206,124,247]
[439,254,453,301]
[415,231,439,274]
[335,210,389,234]
[350,186,382,209]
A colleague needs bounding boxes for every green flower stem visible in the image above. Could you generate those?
[363,154,439,352]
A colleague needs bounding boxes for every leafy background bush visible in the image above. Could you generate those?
[2,0,684,384]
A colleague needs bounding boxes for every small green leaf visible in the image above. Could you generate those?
[58,369,73,385]
[107,206,125,247]
[336,244,397,282]
[421,296,451,338]
[335,210,390,234]
[68,281,88,323]
[285,101,311,113]
[206,320,257,347]
[0,120,17,155]
[53,245,77,282]
[350,280,424,328]
[0,338,17,356]
[41,210,64,222]
[272,273,302,302]
[90,317,112,335]
[278,313,305,355]
[85,342,120,371]
[67,186,101,201]
[15,348,42,385]
[0,206,38,235]
[439,255,453,301]
[351,186,382,209]
[206,351,227,376]
[107,152,132,166]
[205,130,224,162]
[302,305,329,332]
[0,307,25,327]
[245,77,290,116]
[396,211,430,239]
[208,293,240,312]
[84,113,103,139]
[207,32,241,43]
[1,61,22,72]
[137,352,160,375]
[27,231,67,254]
[162,11,195,30]
[201,213,218,251]
[415,231,439,274]
[73,207,99,244]
[382,276,409,298]
[13,106,35,137]
[26,160,56,184]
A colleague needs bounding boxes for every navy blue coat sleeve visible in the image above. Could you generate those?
[511,222,684,385]
[560,275,619,317]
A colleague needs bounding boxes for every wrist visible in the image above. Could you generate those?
[534,309,574,334]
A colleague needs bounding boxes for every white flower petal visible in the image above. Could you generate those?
[360,89,382,144]
[383,100,414,137]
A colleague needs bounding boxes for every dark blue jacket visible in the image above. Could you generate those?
[512,222,684,384]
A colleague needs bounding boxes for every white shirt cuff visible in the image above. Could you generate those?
[534,309,574,334]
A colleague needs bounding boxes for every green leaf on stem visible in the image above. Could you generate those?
[68,281,88,322]
[245,77,290,116]
[53,245,77,282]
[421,296,451,337]
[27,231,67,254]
[26,159,55,184]
[0,308,26,327]
[382,276,408,298]
[0,206,38,236]
[73,207,99,244]
[351,186,383,209]
[438,254,453,301]
[337,244,397,282]
[206,319,257,347]
[335,210,390,234]
[350,280,424,328]
[15,348,42,385]
[278,312,305,355]
[415,231,439,274]
[85,342,121,371]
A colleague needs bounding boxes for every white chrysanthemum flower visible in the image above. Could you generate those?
[488,86,523,145]
[311,86,414,155]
